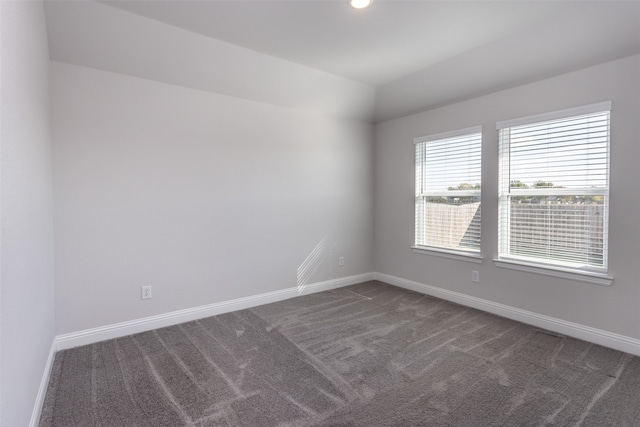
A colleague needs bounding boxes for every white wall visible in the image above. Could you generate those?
[375,54,640,339]
[52,62,374,335]
[0,1,56,426]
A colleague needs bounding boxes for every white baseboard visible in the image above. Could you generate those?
[55,271,640,356]
[55,272,374,351]
[30,340,57,427]
[374,272,640,357]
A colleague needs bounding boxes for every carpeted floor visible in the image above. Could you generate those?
[39,281,640,426]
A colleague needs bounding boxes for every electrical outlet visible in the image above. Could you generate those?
[339,256,345,266]
[141,285,152,300]
[472,270,480,283]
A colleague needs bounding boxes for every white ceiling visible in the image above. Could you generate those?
[97,0,570,86]
[45,0,640,122]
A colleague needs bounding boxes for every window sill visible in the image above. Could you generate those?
[412,246,483,264]
[493,258,613,286]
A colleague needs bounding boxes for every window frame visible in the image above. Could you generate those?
[413,126,483,261]
[495,101,613,285]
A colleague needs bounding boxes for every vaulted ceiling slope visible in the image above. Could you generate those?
[45,0,640,122]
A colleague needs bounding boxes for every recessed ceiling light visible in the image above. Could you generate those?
[349,0,372,9]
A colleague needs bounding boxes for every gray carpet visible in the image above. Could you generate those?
[39,281,640,426]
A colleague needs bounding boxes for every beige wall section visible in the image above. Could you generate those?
[52,62,374,335]
[0,1,56,426]
[374,54,640,339]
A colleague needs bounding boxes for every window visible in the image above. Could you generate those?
[414,127,482,255]
[497,102,610,274]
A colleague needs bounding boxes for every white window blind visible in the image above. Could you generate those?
[497,103,610,273]
[415,127,482,253]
